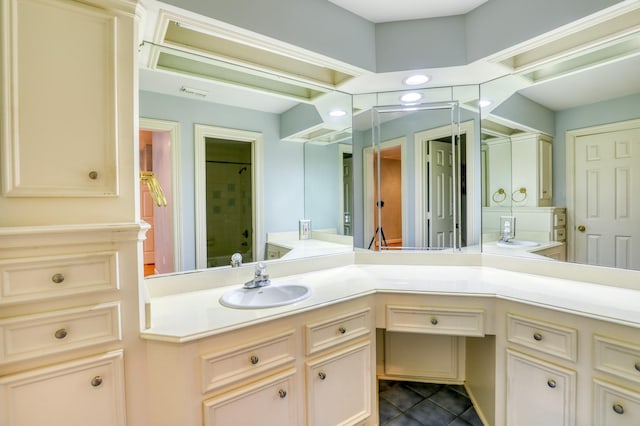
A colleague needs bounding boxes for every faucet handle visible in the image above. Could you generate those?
[231,253,243,267]
[255,262,267,276]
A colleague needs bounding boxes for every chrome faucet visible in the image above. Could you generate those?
[244,262,270,289]
[230,253,243,267]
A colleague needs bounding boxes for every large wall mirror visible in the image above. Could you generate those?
[480,29,640,270]
[138,41,353,276]
[352,86,482,252]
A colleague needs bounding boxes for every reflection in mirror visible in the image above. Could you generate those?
[352,85,481,252]
[138,42,353,276]
[480,17,640,270]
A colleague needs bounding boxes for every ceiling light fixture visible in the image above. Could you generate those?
[400,92,423,104]
[328,109,347,117]
[478,99,492,108]
[180,86,208,97]
[403,74,430,86]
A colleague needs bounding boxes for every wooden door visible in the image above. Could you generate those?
[574,127,640,269]
[428,140,454,247]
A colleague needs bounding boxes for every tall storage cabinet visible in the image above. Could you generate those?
[0,0,143,424]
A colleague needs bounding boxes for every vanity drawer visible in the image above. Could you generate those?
[593,379,640,425]
[594,335,640,386]
[507,313,577,362]
[0,302,121,364]
[0,252,119,305]
[386,305,485,337]
[305,308,371,356]
[201,330,295,393]
[554,227,566,241]
[554,213,567,227]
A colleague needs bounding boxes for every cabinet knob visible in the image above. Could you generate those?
[547,379,557,389]
[54,328,68,339]
[318,372,326,380]
[250,355,259,365]
[612,404,625,415]
[533,332,543,341]
[338,326,346,334]
[91,376,103,387]
[51,273,65,284]
[88,170,99,180]
[577,225,586,232]
[278,389,287,399]
[430,318,439,326]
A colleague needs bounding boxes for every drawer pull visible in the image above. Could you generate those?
[533,332,543,341]
[318,372,326,380]
[430,318,438,326]
[338,326,346,334]
[51,273,65,284]
[278,389,287,399]
[613,404,625,415]
[88,171,99,180]
[54,328,68,340]
[249,355,259,365]
[91,376,103,387]
[635,362,640,372]
[547,379,557,389]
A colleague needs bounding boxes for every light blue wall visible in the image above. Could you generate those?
[304,143,341,230]
[492,93,555,136]
[140,90,304,270]
[554,93,640,206]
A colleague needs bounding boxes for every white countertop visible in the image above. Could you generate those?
[141,258,640,343]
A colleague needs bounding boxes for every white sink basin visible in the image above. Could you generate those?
[219,284,312,309]
[496,240,540,248]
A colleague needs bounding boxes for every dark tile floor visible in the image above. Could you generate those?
[379,380,483,426]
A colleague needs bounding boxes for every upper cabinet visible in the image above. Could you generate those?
[511,133,553,207]
[0,0,139,226]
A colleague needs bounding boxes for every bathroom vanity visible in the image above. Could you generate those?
[142,253,640,425]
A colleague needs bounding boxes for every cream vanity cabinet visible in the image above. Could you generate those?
[144,297,376,426]
[504,313,578,426]
[0,225,140,426]
[510,133,553,207]
[377,295,490,384]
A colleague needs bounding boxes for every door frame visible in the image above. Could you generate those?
[363,136,407,249]
[194,124,264,269]
[139,117,183,272]
[565,118,640,263]
[338,143,353,235]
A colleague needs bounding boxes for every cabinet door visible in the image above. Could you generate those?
[1,0,118,196]
[538,138,553,203]
[306,341,371,426]
[0,350,125,426]
[506,350,576,426]
[203,369,297,426]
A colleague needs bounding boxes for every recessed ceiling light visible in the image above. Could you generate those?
[400,92,423,103]
[328,109,347,117]
[403,74,430,86]
[478,99,492,108]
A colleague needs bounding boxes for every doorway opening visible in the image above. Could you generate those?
[139,118,181,276]
[194,124,263,269]
[204,138,253,267]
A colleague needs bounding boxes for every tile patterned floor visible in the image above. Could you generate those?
[379,380,483,426]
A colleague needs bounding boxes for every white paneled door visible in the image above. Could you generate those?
[574,127,640,270]
[428,140,454,248]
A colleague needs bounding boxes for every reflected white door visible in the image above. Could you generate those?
[574,127,640,269]
[428,140,454,248]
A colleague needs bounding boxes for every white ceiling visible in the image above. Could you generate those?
[327,0,488,23]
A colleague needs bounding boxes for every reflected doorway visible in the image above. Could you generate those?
[139,118,182,276]
[205,138,253,267]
